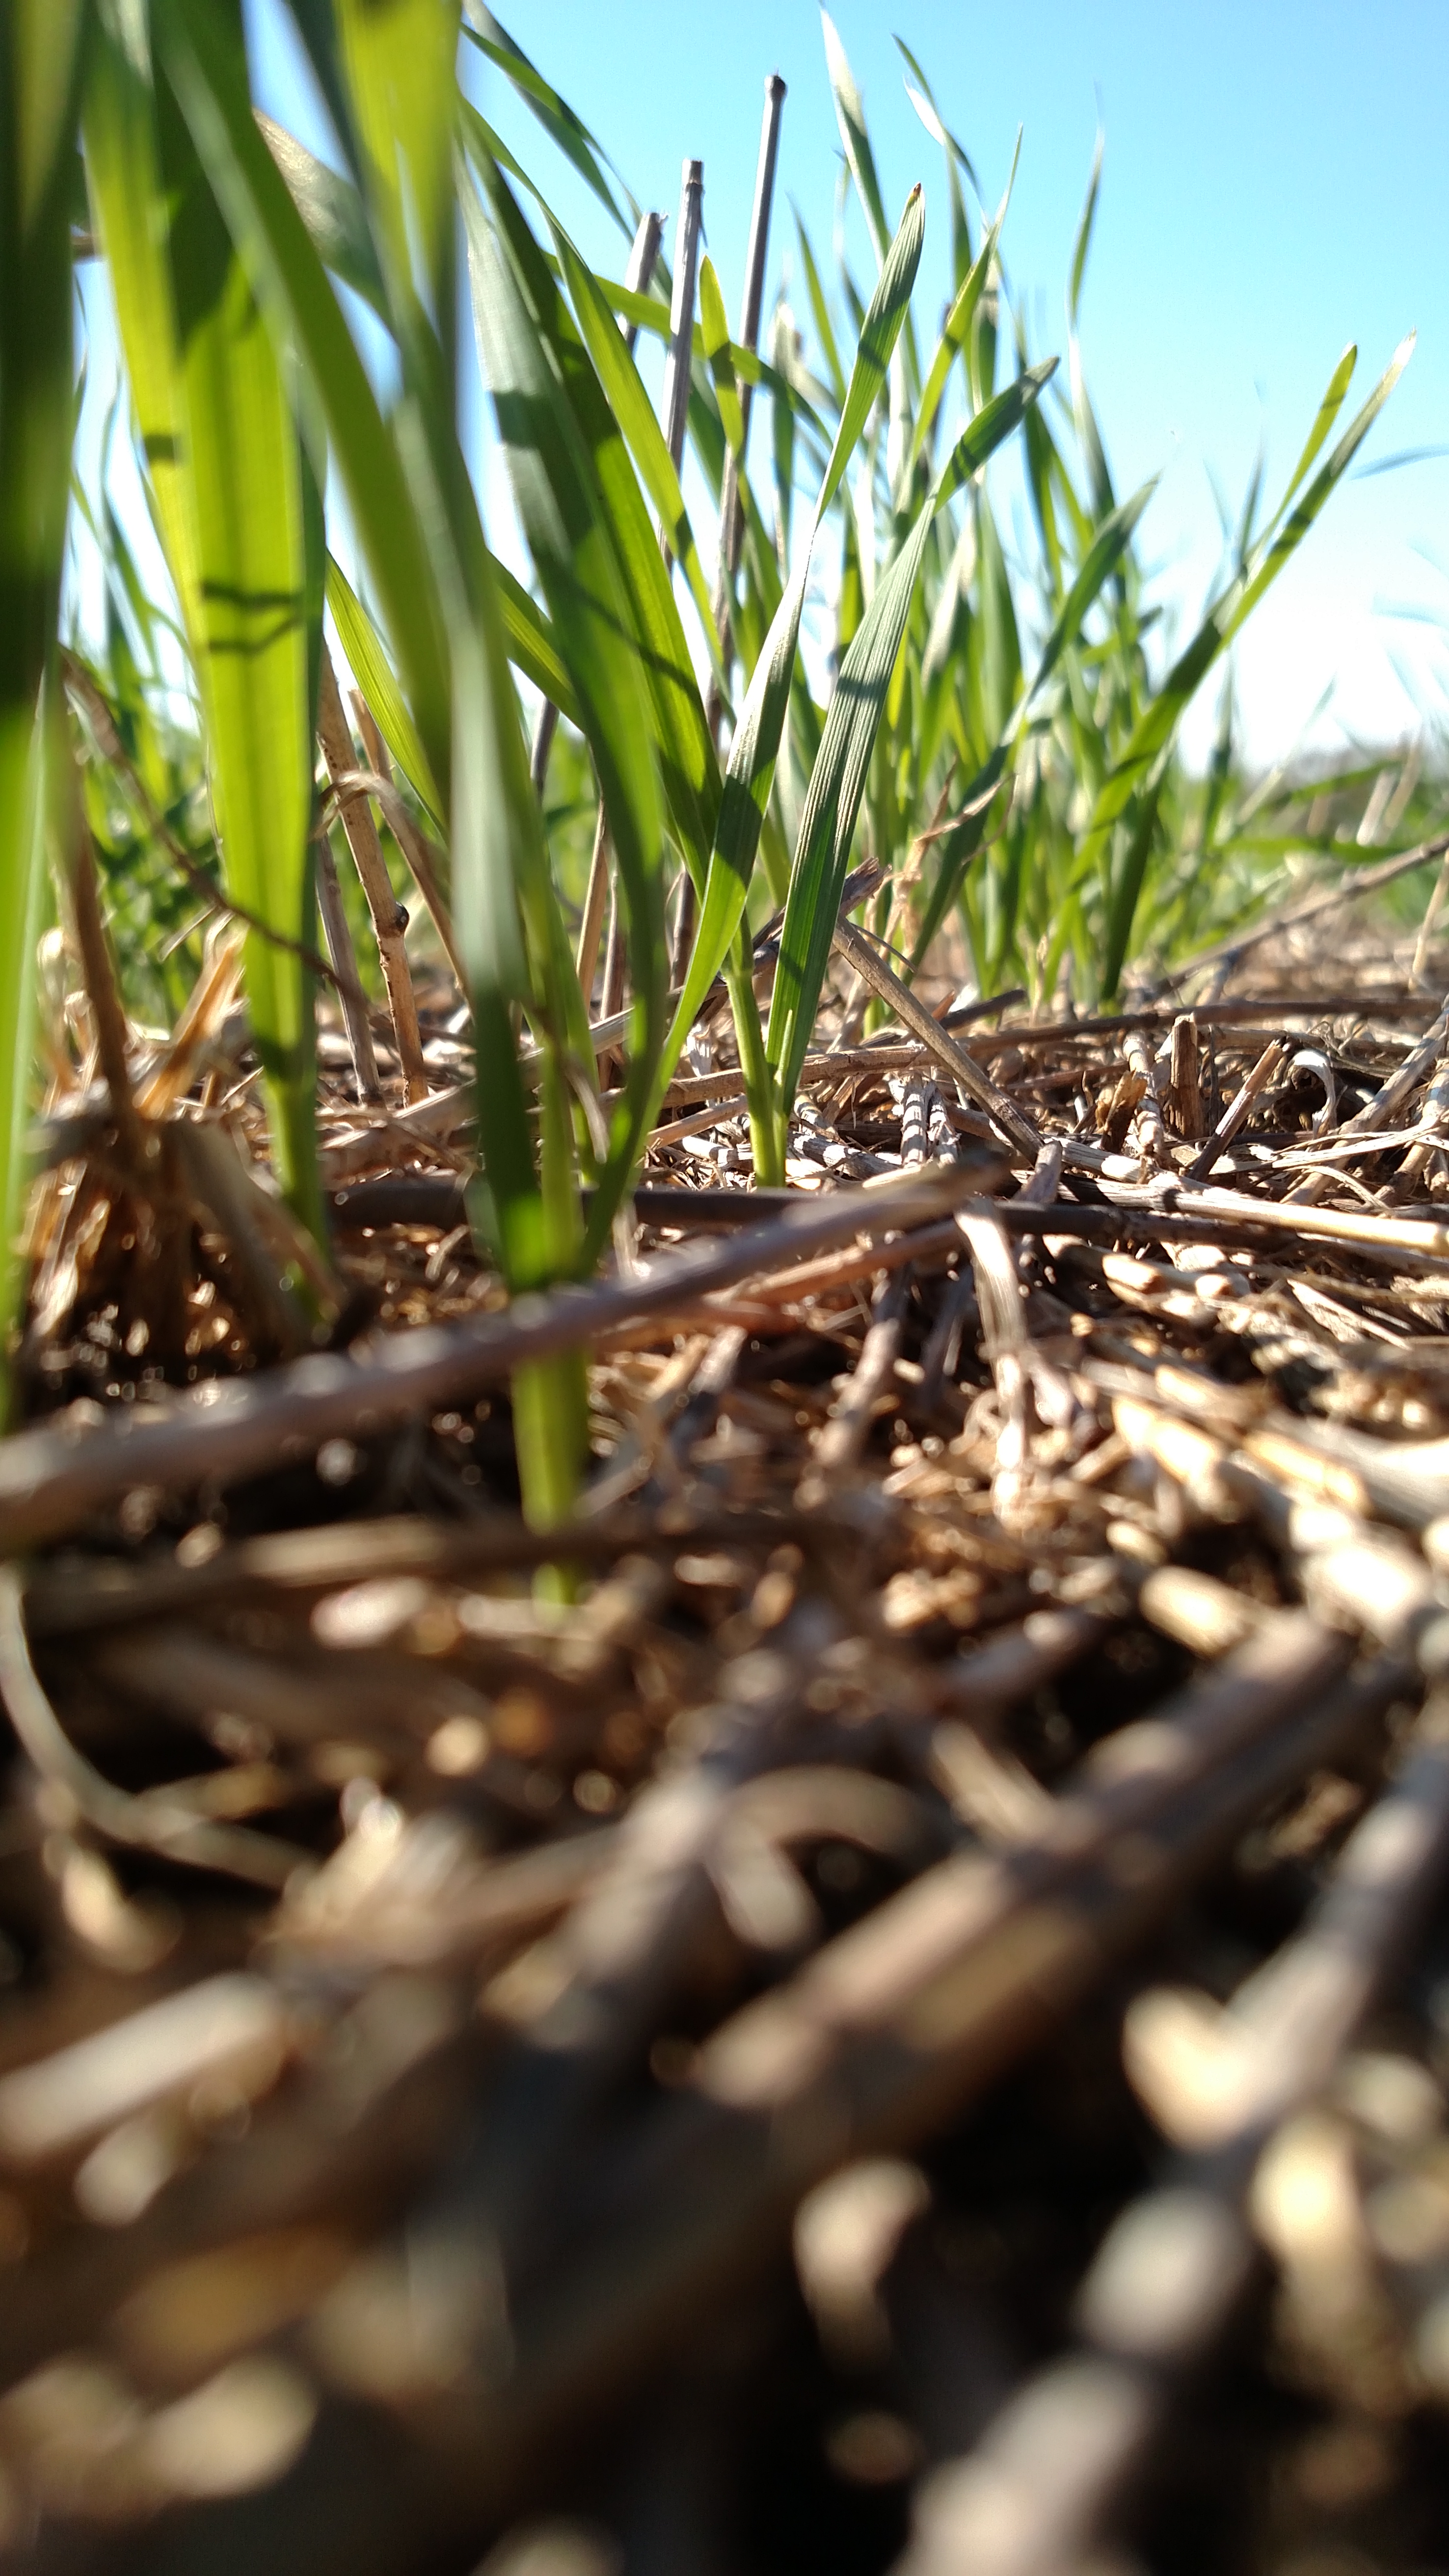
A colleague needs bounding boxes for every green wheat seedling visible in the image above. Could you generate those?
[0,0,1426,1548]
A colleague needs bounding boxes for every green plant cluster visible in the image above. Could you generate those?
[0,0,1432,1532]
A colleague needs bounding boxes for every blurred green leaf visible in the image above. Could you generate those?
[653,185,928,1154]
[255,109,387,322]
[155,2,321,1235]
[460,4,634,239]
[768,361,1056,1122]
[0,0,87,1386]
[154,0,454,816]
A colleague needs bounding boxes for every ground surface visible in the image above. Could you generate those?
[5,941,1449,2574]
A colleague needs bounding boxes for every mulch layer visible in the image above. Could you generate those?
[5,963,1449,2575]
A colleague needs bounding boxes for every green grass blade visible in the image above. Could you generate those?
[82,0,202,647]
[896,45,973,285]
[1025,475,1156,713]
[821,7,890,264]
[909,142,1018,476]
[153,0,453,819]
[545,204,724,683]
[792,208,845,404]
[0,0,86,1392]
[255,109,387,323]
[1067,137,1114,522]
[1068,132,1102,328]
[648,185,928,1132]
[465,139,719,907]
[336,0,459,311]
[1277,342,1357,514]
[324,551,444,822]
[460,5,633,240]
[820,184,923,512]
[1082,333,1413,993]
[1093,335,1413,993]
[1224,334,1413,642]
[699,254,745,460]
[767,362,1055,1119]
[821,7,919,474]
[154,13,322,1238]
[893,38,980,197]
[462,149,671,1263]
[909,473,1157,972]
[488,555,582,723]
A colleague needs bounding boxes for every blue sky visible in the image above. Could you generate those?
[448,0,1449,770]
[87,1,1449,775]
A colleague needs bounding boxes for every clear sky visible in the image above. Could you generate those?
[92,2,1449,777]
[450,0,1449,773]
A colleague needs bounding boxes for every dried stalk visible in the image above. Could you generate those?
[0,1160,996,1555]
[1123,1027,1165,1165]
[900,1692,1449,2576]
[64,764,143,1171]
[0,1566,304,1889]
[708,72,785,687]
[660,160,704,551]
[1289,983,1449,1205]
[1156,829,1449,993]
[317,643,427,1103]
[1166,1012,1203,1139]
[321,1616,1383,2533]
[316,829,382,1102]
[831,917,1044,1160]
[22,1499,847,1639]
[333,761,467,998]
[798,1268,911,1503]
[1186,1035,1287,1179]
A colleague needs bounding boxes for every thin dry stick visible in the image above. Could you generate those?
[902,1693,1449,2576]
[895,1074,934,1166]
[0,1160,992,1555]
[170,1120,313,1357]
[1412,847,1449,985]
[1155,829,1449,993]
[1186,1036,1288,1180]
[416,1648,807,2281]
[0,1566,304,1890]
[599,1212,966,1346]
[1168,1011,1204,1140]
[576,813,613,1021]
[316,829,381,1102]
[317,642,428,1104]
[683,73,786,984]
[659,159,705,557]
[331,763,467,996]
[1123,1027,1165,1165]
[917,1265,979,1407]
[370,1619,1380,2523]
[65,784,142,1171]
[831,915,1044,1161]
[23,1497,843,1639]
[1289,984,1449,1205]
[1387,1051,1449,1194]
[529,697,560,807]
[798,1267,911,1504]
[860,777,957,1034]
[599,893,628,1080]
